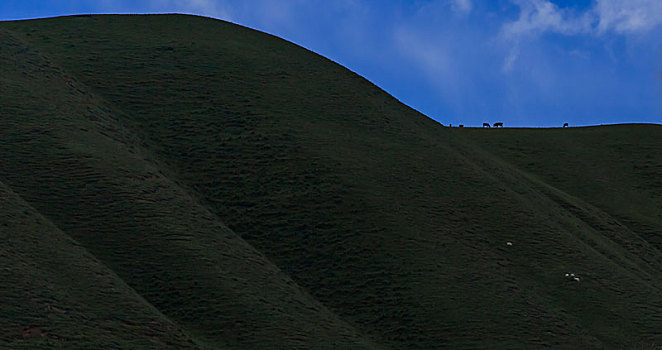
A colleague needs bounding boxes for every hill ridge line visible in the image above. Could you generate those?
[2,24,294,293]
[0,26,381,348]
[2,18,386,346]
[3,14,661,348]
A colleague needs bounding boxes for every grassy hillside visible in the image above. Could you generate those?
[0,180,204,349]
[0,24,374,349]
[463,125,662,248]
[1,14,661,349]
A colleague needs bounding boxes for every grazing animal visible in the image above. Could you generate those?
[565,273,581,282]
[459,125,464,128]
[506,242,513,246]
[483,123,491,128]
[493,122,503,128]
[563,122,568,128]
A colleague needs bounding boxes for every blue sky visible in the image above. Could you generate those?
[1,1,661,127]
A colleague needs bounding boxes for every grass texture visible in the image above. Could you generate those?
[1,14,661,349]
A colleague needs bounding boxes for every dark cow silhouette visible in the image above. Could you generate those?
[563,123,568,128]
[483,123,491,128]
[493,122,503,128]
[459,125,464,128]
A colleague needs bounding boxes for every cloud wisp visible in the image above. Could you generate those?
[596,0,662,34]
[500,0,662,71]
[450,0,472,15]
[501,0,592,40]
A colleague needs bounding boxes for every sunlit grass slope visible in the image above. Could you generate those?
[1,14,661,349]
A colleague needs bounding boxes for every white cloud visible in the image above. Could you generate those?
[500,0,662,71]
[394,27,454,79]
[413,0,472,17]
[595,0,662,34]
[450,0,472,15]
[393,24,471,109]
[501,0,591,40]
[503,0,662,39]
[502,45,520,72]
[500,0,591,71]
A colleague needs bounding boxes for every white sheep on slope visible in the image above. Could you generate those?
[564,273,581,282]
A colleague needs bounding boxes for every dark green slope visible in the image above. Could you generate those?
[0,180,204,349]
[0,27,376,349]
[1,14,662,349]
[462,125,662,248]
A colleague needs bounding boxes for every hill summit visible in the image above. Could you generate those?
[1,14,661,349]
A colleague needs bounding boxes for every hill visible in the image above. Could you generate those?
[1,14,661,349]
